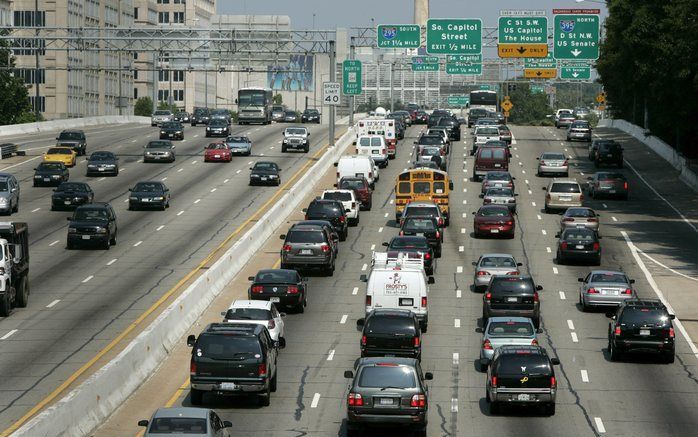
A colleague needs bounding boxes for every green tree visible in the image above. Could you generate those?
[273,93,283,105]
[157,101,178,112]
[0,35,37,125]
[507,83,552,125]
[134,97,153,117]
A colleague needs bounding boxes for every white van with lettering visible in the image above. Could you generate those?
[360,252,433,332]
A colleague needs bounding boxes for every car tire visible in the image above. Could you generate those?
[270,372,278,392]
[436,247,442,258]
[258,388,271,407]
[420,323,427,333]
[413,426,427,437]
[532,316,540,329]
[296,300,305,314]
[67,240,75,250]
[663,351,675,364]
[281,146,287,153]
[0,291,12,317]
[579,294,589,312]
[545,402,556,416]
[103,238,110,250]
[609,341,620,361]
[15,276,29,308]
[110,231,117,246]
[557,251,565,265]
[489,400,500,415]
[544,205,550,214]
[189,388,203,405]
[346,426,362,437]
[366,201,372,211]
[12,201,18,213]
[340,229,348,242]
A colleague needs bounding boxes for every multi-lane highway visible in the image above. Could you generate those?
[95,120,698,436]
[0,120,344,431]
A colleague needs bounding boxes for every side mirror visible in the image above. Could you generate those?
[128,188,133,192]
[344,370,354,379]
[551,358,561,366]
[382,242,389,247]
[479,358,491,368]
[536,157,540,160]
[475,327,483,333]
[333,162,338,167]
[279,234,286,240]
[537,328,544,333]
[428,277,435,284]
[223,421,233,428]
[356,318,365,328]
[669,314,676,320]
[514,193,519,196]
[478,194,484,198]
[542,186,547,191]
[280,312,287,317]
[138,419,149,427]
[449,181,454,190]
[517,262,523,266]
[424,372,434,380]
[247,276,255,281]
[536,285,543,291]
[55,137,59,140]
[587,176,593,180]
[333,183,338,188]
[345,209,351,213]
[220,311,226,317]
[629,279,635,284]
[578,278,584,282]
[472,261,477,266]
[302,208,307,213]
[66,217,72,221]
[605,312,616,319]
[555,233,561,238]
[186,334,196,347]
[359,274,367,282]
[277,338,286,349]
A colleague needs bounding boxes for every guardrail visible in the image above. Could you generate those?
[12,117,361,437]
[0,143,26,160]
[0,116,151,138]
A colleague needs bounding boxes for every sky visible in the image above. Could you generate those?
[218,0,608,30]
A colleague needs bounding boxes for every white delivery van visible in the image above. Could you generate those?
[360,252,434,332]
[335,155,377,188]
[356,135,389,168]
[356,118,397,157]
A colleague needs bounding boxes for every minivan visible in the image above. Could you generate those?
[335,155,376,189]
[543,179,584,213]
[355,135,388,168]
[474,147,509,180]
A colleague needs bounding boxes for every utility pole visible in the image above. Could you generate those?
[152,53,158,113]
[34,0,40,119]
[349,38,355,125]
[389,62,394,112]
[329,40,336,148]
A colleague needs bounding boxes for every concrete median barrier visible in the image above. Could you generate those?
[0,116,151,138]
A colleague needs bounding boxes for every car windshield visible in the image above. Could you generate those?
[403,218,436,232]
[74,208,108,220]
[366,315,416,335]
[57,183,87,192]
[358,365,417,389]
[621,308,671,327]
[58,132,82,140]
[488,321,534,337]
[255,270,297,283]
[133,182,162,192]
[47,148,72,155]
[404,207,438,217]
[227,136,249,143]
[478,207,509,217]
[591,273,628,283]
[286,230,325,244]
[148,417,207,434]
[304,110,319,115]
[323,191,352,202]
[565,208,595,217]
[38,163,63,170]
[209,120,227,126]
[485,188,514,197]
[285,111,296,116]
[89,152,113,160]
[419,136,443,145]
[550,183,581,193]
[211,109,228,116]
[495,355,550,375]
[254,162,277,171]
[224,308,272,321]
[146,141,171,149]
[286,128,306,135]
[0,181,7,191]
[390,238,429,249]
[196,335,261,360]
[154,110,170,115]
[563,229,596,241]
[206,143,227,150]
[480,256,517,268]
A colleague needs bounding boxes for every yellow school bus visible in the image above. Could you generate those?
[394,168,453,223]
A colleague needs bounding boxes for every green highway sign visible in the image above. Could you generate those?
[342,60,362,95]
[525,53,556,69]
[426,18,482,55]
[377,25,421,49]
[412,56,440,64]
[445,62,482,75]
[412,63,440,72]
[479,85,492,90]
[554,14,600,60]
[446,54,482,63]
[530,84,545,94]
[560,64,592,80]
[447,95,470,106]
[498,16,547,44]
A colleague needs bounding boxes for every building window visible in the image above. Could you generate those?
[28,96,45,113]
[133,70,139,80]
[134,88,138,99]
[173,12,184,24]
[173,70,184,82]
[14,69,45,85]
[158,90,170,102]
[174,0,185,4]
[12,39,45,56]
[133,8,138,20]
[174,90,184,101]
[158,12,169,24]
[13,10,45,27]
[156,0,170,4]
[158,70,170,81]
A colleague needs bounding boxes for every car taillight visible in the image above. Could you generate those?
[287,285,299,294]
[339,215,345,223]
[550,376,557,388]
[321,244,330,253]
[587,218,598,222]
[669,328,675,338]
[252,285,264,294]
[614,325,621,335]
[483,339,493,350]
[580,193,584,201]
[531,339,539,346]
[508,182,513,187]
[268,319,276,329]
[304,215,309,220]
[485,292,492,301]
[534,291,539,302]
[258,363,267,377]
[414,336,420,347]
[563,160,568,166]
[399,230,404,236]
[410,394,426,408]
[491,376,498,388]
[563,218,574,222]
[593,242,600,251]
[421,296,427,307]
[435,231,440,239]
[484,198,492,204]
[587,288,599,294]
[624,182,628,190]
[283,245,292,252]
[438,218,444,226]
[366,295,372,306]
[561,242,568,250]
[361,335,367,346]
[621,288,632,295]
[348,393,363,406]
[424,253,431,260]
[507,271,519,275]
[368,172,373,178]
[190,359,197,375]
[477,271,490,276]
[506,220,513,226]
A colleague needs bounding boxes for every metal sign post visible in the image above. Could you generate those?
[329,40,335,148]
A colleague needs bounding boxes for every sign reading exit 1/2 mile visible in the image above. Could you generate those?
[426,19,482,55]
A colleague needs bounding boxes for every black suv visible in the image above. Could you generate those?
[303,199,348,241]
[191,107,210,126]
[56,130,87,156]
[344,357,432,436]
[595,141,624,168]
[187,323,285,406]
[357,309,422,360]
[483,276,543,327]
[159,121,184,140]
[66,202,117,250]
[437,116,461,141]
[383,236,436,276]
[608,299,676,363]
[468,108,489,127]
[52,182,94,211]
[400,216,442,257]
[482,345,560,416]
[301,108,320,123]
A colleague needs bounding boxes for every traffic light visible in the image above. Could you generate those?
[507,83,517,94]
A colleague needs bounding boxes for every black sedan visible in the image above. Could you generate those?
[248,268,307,313]
[205,119,229,137]
[301,109,320,123]
[283,110,297,123]
[86,151,119,176]
[128,181,170,211]
[249,161,281,186]
[33,162,69,187]
[399,216,442,258]
[51,182,94,210]
[383,236,436,276]
[159,121,184,140]
[556,227,601,265]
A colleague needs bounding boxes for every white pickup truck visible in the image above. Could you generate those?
[472,126,502,155]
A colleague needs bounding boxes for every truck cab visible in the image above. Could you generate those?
[0,222,29,316]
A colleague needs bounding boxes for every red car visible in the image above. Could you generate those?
[473,205,515,238]
[203,142,232,162]
[336,176,373,211]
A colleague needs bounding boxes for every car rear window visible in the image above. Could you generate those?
[495,355,550,375]
[591,273,628,283]
[490,278,535,296]
[224,308,272,321]
[479,149,506,159]
[196,335,262,360]
[488,321,534,337]
[323,192,352,202]
[621,308,670,327]
[478,127,500,135]
[478,207,510,217]
[565,208,595,217]
[358,365,417,388]
[563,229,596,241]
[541,153,565,160]
[550,183,581,193]
[598,172,625,180]
[339,179,365,191]
[255,270,297,283]
[485,188,514,197]
[366,315,416,335]
[286,230,325,244]
[405,206,438,217]
[418,136,443,145]
[307,203,340,216]
[149,417,207,434]
[486,172,511,181]
[480,256,517,268]
[390,237,429,250]
[403,218,436,232]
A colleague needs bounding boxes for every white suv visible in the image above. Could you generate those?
[220,300,285,342]
[322,189,360,226]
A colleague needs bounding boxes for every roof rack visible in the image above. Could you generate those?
[371,251,424,270]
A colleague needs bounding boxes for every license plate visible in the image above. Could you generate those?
[494,163,502,168]
[379,398,394,405]
[300,249,313,255]
[214,155,220,158]
[517,394,531,401]
[168,134,174,137]
[560,196,572,201]
[576,245,585,249]
[399,298,413,306]
[491,229,500,233]
[640,329,650,336]
[507,297,518,302]
[495,183,502,187]
[142,198,150,202]
[98,168,105,172]
[270,297,280,303]
[609,190,616,194]
[607,154,613,157]
[220,382,237,391]
[44,178,50,182]
[415,233,424,237]
[64,201,71,205]
[261,177,268,181]
[81,235,90,240]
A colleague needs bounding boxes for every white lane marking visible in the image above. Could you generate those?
[156,225,165,231]
[192,160,198,164]
[460,228,466,234]
[131,139,137,143]
[277,140,282,144]
[463,177,468,182]
[310,393,321,408]
[580,172,585,176]
[532,201,537,207]
[522,170,526,174]
[340,315,348,324]
[559,291,566,300]
[49,240,59,247]
[46,299,60,308]
[177,210,184,216]
[82,275,93,283]
[571,332,579,343]
[236,169,241,174]
[248,161,254,165]
[553,267,558,275]
[462,199,467,205]
[639,250,698,282]
[1,329,18,340]
[560,142,565,146]
[453,352,459,365]
[389,199,394,205]
[518,161,523,166]
[458,246,464,252]
[0,155,40,170]
[210,188,217,193]
[327,350,335,361]
[541,229,547,235]
[594,417,606,433]
[537,214,542,220]
[384,213,389,218]
[106,258,117,266]
[31,207,40,213]
[161,177,167,181]
[611,216,618,222]
[581,369,589,383]
[370,244,375,251]
[456,289,462,298]
[98,177,106,182]
[456,266,463,273]
[352,287,358,295]
[463,188,467,193]
[602,203,607,208]
[462,213,467,218]
[621,231,698,358]
[361,264,367,271]
[270,147,275,150]
[454,319,461,328]
[567,320,575,330]
[193,134,199,138]
[515,154,519,158]
[178,168,184,172]
[133,241,143,247]
[451,398,459,413]
[194,199,201,204]
[546,247,552,253]
[525,179,529,184]
[378,227,383,233]
[528,189,532,195]
[406,159,411,163]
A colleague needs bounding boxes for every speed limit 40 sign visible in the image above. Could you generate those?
[323,82,341,106]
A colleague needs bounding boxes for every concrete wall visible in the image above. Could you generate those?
[0,116,151,138]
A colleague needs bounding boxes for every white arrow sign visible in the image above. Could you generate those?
[571,49,582,57]
[572,72,579,78]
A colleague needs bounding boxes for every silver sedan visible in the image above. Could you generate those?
[472,253,522,291]
[477,317,539,363]
[560,207,600,232]
[537,152,569,177]
[481,187,518,213]
[578,270,636,311]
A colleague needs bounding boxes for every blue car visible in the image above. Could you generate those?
[225,135,252,156]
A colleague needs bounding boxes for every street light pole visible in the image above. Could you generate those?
[349,38,355,125]
[34,0,40,119]
[329,40,336,148]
